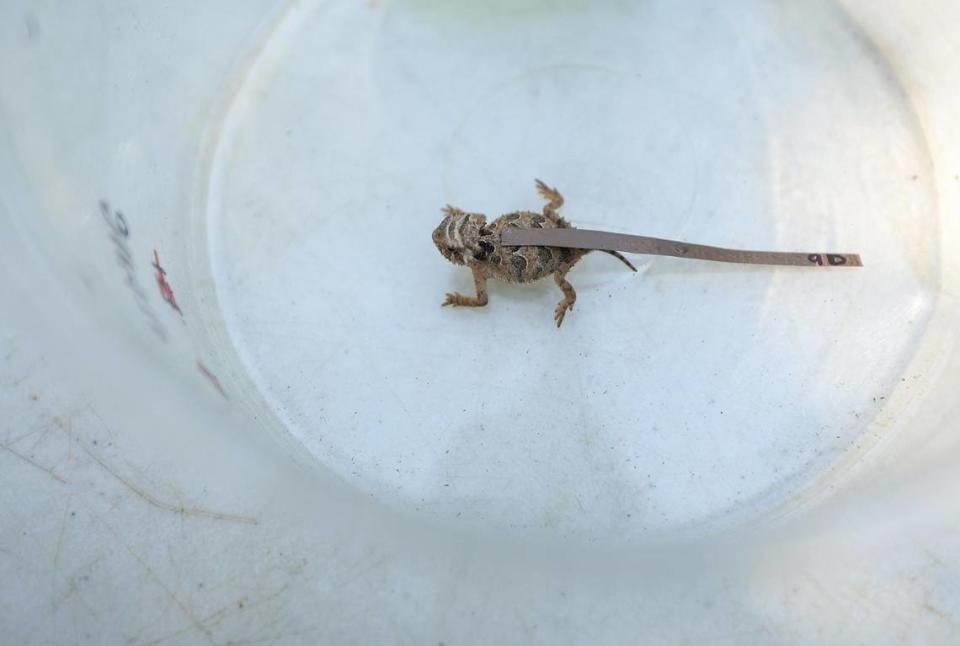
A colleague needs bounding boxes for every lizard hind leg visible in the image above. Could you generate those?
[552,270,577,328]
[534,179,565,220]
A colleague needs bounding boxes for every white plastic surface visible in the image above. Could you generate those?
[1,1,959,643]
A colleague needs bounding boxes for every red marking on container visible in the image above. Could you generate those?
[197,361,228,399]
[152,249,183,316]
[101,201,168,342]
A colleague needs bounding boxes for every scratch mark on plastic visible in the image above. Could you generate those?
[143,605,232,646]
[53,506,70,568]
[0,442,68,484]
[74,440,256,525]
[93,514,219,646]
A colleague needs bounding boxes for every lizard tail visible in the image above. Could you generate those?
[603,249,637,272]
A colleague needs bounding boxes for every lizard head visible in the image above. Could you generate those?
[433,206,487,266]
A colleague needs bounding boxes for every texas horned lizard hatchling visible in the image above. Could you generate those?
[432,179,636,327]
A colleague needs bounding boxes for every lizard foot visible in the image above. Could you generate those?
[554,298,575,327]
[443,292,485,307]
[535,179,563,205]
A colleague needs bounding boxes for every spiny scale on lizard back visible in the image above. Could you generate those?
[484,210,581,283]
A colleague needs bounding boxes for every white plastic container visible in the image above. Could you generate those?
[2,0,958,642]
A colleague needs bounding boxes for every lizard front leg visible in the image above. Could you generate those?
[443,267,489,307]
[553,269,576,327]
